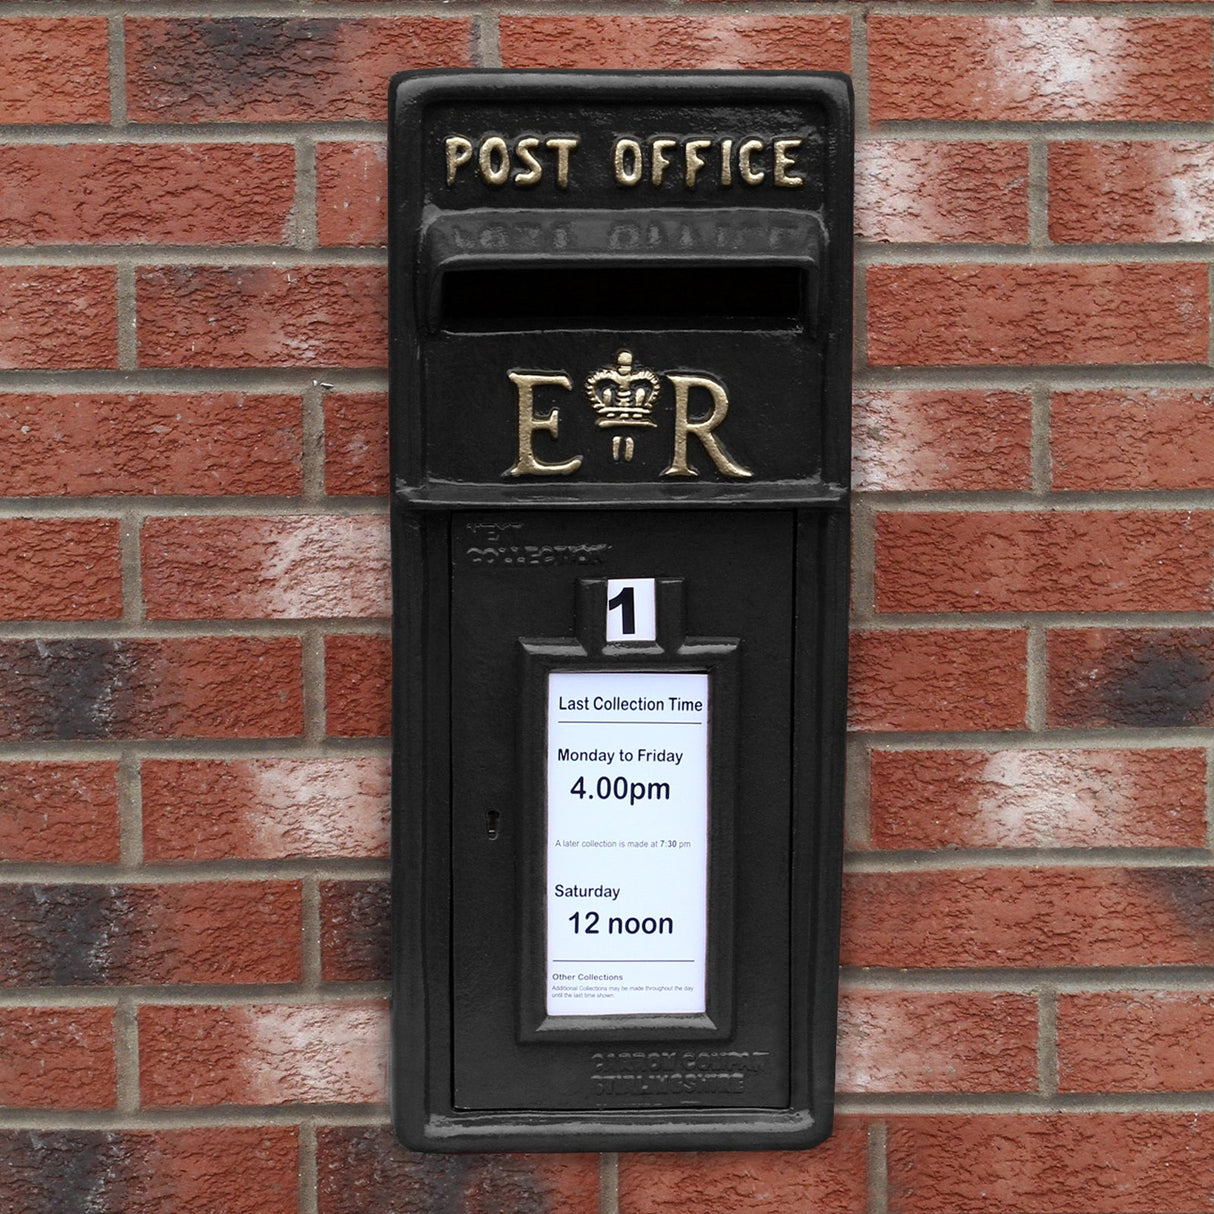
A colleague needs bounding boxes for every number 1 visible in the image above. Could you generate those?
[607,585,636,635]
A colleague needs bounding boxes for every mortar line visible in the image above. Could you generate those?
[867,1120,888,1214]
[476,9,503,68]
[301,875,323,989]
[600,1152,620,1214]
[107,15,127,128]
[1024,620,1048,733]
[296,135,319,252]
[114,996,141,1114]
[1030,382,1052,494]
[115,263,138,370]
[1038,987,1059,1098]
[299,1121,320,1214]
[117,750,144,869]
[844,736,872,849]
[1028,136,1050,248]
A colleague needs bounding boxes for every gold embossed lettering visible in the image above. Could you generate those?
[506,372,582,477]
[651,138,677,187]
[478,136,510,186]
[661,374,752,480]
[545,137,579,188]
[613,138,643,186]
[684,138,712,189]
[513,137,543,186]
[738,139,765,185]
[719,138,733,187]
[773,138,804,187]
[445,135,473,185]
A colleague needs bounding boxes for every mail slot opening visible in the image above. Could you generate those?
[437,265,806,331]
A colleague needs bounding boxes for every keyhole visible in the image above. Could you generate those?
[486,810,500,840]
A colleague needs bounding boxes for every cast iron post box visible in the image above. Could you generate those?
[389,69,852,1152]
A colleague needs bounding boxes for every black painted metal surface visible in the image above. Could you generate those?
[389,69,852,1152]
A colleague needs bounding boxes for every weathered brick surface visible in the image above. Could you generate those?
[1058,992,1214,1091]
[849,629,1027,732]
[857,141,1029,243]
[1051,142,1214,242]
[0,1007,116,1108]
[0,393,302,497]
[0,267,117,369]
[316,143,387,247]
[836,991,1036,1092]
[0,882,301,985]
[137,266,386,369]
[618,1122,868,1214]
[886,1115,1214,1213]
[0,1128,298,1214]
[868,748,1207,850]
[316,1127,599,1214]
[324,393,389,496]
[320,880,390,982]
[869,18,1213,122]
[1,19,110,124]
[142,514,390,620]
[126,18,474,122]
[142,757,389,862]
[0,519,122,620]
[0,761,121,864]
[853,390,1032,492]
[842,868,1214,968]
[499,16,851,72]
[325,634,391,738]
[0,145,295,245]
[876,511,1214,613]
[1049,628,1214,728]
[0,638,303,740]
[867,264,1208,366]
[140,1002,386,1105]
[1052,390,1214,491]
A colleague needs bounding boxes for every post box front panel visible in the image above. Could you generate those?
[448,509,793,1111]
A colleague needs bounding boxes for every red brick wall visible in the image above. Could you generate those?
[1,4,1212,1212]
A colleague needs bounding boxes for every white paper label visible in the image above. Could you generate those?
[546,670,709,1017]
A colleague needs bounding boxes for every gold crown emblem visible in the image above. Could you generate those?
[585,350,660,428]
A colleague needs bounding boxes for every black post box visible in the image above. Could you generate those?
[389,69,852,1153]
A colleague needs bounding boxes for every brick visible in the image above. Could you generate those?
[0,637,303,741]
[857,141,1029,243]
[869,18,1213,123]
[837,991,1036,1092]
[126,18,473,122]
[0,267,116,370]
[1059,992,1214,1092]
[317,1127,599,1214]
[0,1127,297,1214]
[867,263,1208,366]
[0,761,121,864]
[849,629,1027,732]
[0,145,294,245]
[326,634,391,738]
[316,143,386,247]
[876,511,1214,613]
[0,392,302,498]
[1051,142,1214,242]
[618,1121,867,1214]
[0,1008,115,1108]
[842,867,1214,968]
[1053,389,1214,491]
[325,393,388,496]
[320,880,390,982]
[0,519,122,620]
[887,1114,1214,1214]
[853,390,1031,492]
[140,1002,386,1106]
[0,882,300,985]
[868,748,1207,850]
[137,265,386,369]
[142,757,389,862]
[142,515,390,620]
[1049,628,1214,729]
[500,16,851,71]
[0,19,109,123]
